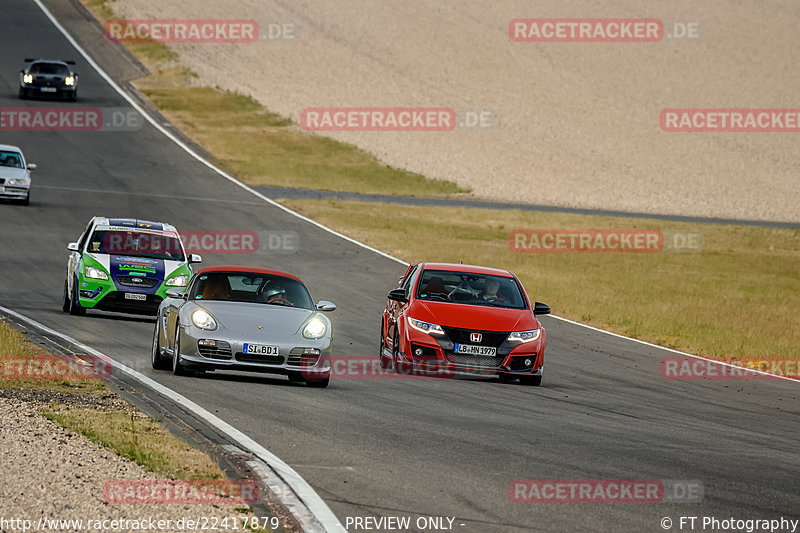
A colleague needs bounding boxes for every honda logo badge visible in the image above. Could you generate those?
[470,332,482,343]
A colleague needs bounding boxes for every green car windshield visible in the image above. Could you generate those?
[88,230,186,261]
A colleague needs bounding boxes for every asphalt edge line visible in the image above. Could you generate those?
[547,315,799,382]
[0,303,341,533]
[32,0,405,269]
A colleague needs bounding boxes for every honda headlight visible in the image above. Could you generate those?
[23,74,33,84]
[165,275,188,287]
[508,329,541,343]
[408,318,444,335]
[191,309,217,330]
[85,265,108,280]
[302,317,327,339]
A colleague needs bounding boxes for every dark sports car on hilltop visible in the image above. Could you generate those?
[19,58,79,101]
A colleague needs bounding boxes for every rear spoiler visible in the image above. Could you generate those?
[23,58,75,65]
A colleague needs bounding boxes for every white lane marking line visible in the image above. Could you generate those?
[32,0,404,268]
[0,303,343,533]
[546,314,799,383]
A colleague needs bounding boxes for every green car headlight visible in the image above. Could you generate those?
[85,265,108,280]
[165,275,188,287]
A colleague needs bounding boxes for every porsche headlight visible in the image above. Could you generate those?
[6,179,27,186]
[302,317,327,339]
[85,265,108,280]
[191,309,217,330]
[507,329,541,343]
[408,318,444,335]
[64,76,75,86]
[165,275,188,287]
[23,74,33,84]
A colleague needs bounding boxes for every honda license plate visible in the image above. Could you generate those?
[454,344,497,356]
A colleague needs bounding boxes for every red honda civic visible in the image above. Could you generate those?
[380,262,550,385]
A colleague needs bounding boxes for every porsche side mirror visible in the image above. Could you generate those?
[316,300,336,312]
[67,242,79,252]
[165,288,185,299]
[27,163,36,170]
[189,254,202,264]
[534,302,550,315]
[388,288,407,303]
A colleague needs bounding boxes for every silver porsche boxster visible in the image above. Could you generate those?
[151,265,335,387]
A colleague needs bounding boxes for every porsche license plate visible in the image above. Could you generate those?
[454,344,497,356]
[123,292,146,301]
[243,343,280,356]
[40,87,57,93]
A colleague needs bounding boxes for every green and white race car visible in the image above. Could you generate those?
[63,217,201,316]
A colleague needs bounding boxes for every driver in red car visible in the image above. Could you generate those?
[479,278,508,304]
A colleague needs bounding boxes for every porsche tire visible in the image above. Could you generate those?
[172,327,188,376]
[151,320,170,370]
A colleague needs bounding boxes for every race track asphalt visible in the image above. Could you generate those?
[0,1,798,531]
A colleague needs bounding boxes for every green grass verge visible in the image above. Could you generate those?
[80,0,467,197]
[41,407,225,480]
[0,319,226,481]
[281,199,800,359]
[0,318,106,394]
[139,85,466,195]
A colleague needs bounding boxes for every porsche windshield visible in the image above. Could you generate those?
[188,272,314,309]
[29,62,70,75]
[415,270,527,309]
[88,230,186,261]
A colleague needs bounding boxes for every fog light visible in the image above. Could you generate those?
[414,348,423,356]
[303,348,320,355]
[198,339,216,347]
[524,358,533,367]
